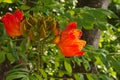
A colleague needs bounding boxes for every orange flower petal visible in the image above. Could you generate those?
[14,10,23,21]
[58,22,86,57]
[1,10,23,37]
[53,35,60,44]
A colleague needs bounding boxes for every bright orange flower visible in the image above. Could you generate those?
[58,22,86,57]
[1,10,23,37]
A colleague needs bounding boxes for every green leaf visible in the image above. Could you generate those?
[79,13,95,30]
[96,22,107,30]
[1,0,12,3]
[39,69,47,78]
[58,70,65,77]
[55,62,59,69]
[98,9,118,18]
[20,5,30,10]
[50,78,55,80]
[95,56,103,65]
[64,61,72,73]
[6,53,15,63]
[86,74,94,80]
[6,74,27,80]
[22,77,29,80]
[20,39,27,52]
[91,74,99,80]
[108,56,120,74]
[0,51,5,63]
[32,72,43,80]
[80,74,84,80]
[99,74,110,80]
[8,40,19,60]
[19,40,27,59]
[74,73,84,80]
[6,68,29,75]
[82,57,91,71]
[100,53,109,68]
[6,67,29,80]
[29,75,36,80]
[75,57,82,66]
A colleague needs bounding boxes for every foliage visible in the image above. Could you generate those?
[0,0,120,80]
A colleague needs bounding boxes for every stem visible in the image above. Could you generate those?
[36,41,40,74]
[36,40,44,74]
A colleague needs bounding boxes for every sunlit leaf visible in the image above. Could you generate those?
[64,61,72,73]
[95,56,103,65]
[39,69,47,78]
[86,74,94,80]
[0,0,12,3]
[58,70,65,77]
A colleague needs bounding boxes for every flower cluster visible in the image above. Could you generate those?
[1,10,86,57]
[1,10,23,37]
[57,22,86,57]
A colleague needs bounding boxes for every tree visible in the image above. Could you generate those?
[77,0,110,48]
[0,0,120,80]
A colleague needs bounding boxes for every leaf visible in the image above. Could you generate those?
[98,9,118,18]
[79,74,84,80]
[55,62,59,69]
[79,13,95,30]
[21,77,29,80]
[75,57,82,66]
[58,70,65,77]
[86,74,94,80]
[20,5,30,10]
[74,73,84,80]
[96,22,107,30]
[8,40,19,60]
[91,74,99,80]
[20,39,27,52]
[82,57,91,71]
[95,56,103,65]
[100,53,109,68]
[0,51,5,63]
[32,72,43,80]
[1,0,12,3]
[99,74,110,80]
[39,69,47,78]
[6,68,29,75]
[19,40,27,59]
[6,74,27,80]
[64,61,72,73]
[29,76,37,80]
[6,53,16,63]
[108,56,120,74]
[6,68,29,80]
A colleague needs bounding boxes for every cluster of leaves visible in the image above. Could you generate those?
[0,0,120,80]
[99,0,120,53]
[99,0,120,79]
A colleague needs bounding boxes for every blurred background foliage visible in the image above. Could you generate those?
[0,0,120,80]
